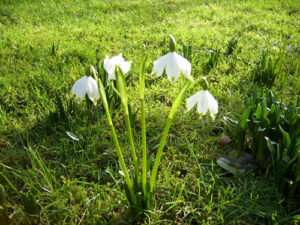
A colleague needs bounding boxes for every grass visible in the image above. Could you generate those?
[0,0,300,224]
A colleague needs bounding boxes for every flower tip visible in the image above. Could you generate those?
[211,114,216,120]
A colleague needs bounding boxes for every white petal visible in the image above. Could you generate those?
[186,92,200,112]
[71,76,88,100]
[103,54,131,80]
[119,61,131,74]
[153,53,170,77]
[86,76,100,103]
[108,72,116,81]
[166,53,180,83]
[205,90,218,119]
[71,76,100,104]
[196,91,209,116]
[174,53,192,80]
[286,45,292,51]
[103,55,114,75]
[110,54,125,65]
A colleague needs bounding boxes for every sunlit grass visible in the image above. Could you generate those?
[0,0,299,224]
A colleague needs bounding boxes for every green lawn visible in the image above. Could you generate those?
[0,0,299,224]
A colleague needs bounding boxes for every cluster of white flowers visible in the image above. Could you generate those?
[71,44,218,119]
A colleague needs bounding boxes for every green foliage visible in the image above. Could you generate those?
[179,41,193,62]
[252,50,286,88]
[228,86,300,200]
[225,38,239,56]
[204,48,221,74]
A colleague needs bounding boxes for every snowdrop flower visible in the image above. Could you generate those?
[103,54,132,80]
[186,90,218,119]
[71,76,100,104]
[153,52,192,84]
[286,45,292,51]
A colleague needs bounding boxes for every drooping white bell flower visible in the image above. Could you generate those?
[153,52,192,84]
[286,45,292,51]
[186,90,218,119]
[71,76,100,104]
[103,54,132,80]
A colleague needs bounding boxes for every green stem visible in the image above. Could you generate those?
[109,119,135,204]
[149,81,193,191]
[110,81,120,97]
[97,77,135,204]
[115,68,139,181]
[140,98,147,195]
[149,117,173,191]
[124,110,139,181]
[139,56,148,195]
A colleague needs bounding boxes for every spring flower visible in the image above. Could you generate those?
[103,54,132,80]
[153,52,192,84]
[71,76,100,104]
[186,90,218,119]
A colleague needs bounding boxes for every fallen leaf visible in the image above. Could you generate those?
[219,135,232,146]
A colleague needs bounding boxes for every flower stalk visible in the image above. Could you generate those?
[115,68,139,181]
[149,81,194,191]
[139,56,148,195]
[97,76,136,204]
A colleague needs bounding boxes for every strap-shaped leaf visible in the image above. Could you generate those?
[223,116,238,126]
[240,107,251,130]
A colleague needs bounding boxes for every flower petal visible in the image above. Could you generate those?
[104,54,131,80]
[103,55,115,77]
[186,92,200,112]
[71,76,88,100]
[166,53,180,83]
[153,53,170,77]
[119,60,132,74]
[86,76,100,103]
[174,53,192,80]
[196,91,209,116]
[205,90,218,119]
[71,76,100,104]
[108,72,116,81]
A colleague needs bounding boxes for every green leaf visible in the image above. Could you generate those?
[260,100,268,119]
[21,191,40,215]
[115,68,128,108]
[256,103,262,119]
[223,116,238,126]
[139,55,147,99]
[280,126,291,150]
[240,107,251,130]
[169,81,193,119]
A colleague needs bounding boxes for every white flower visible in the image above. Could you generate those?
[153,52,192,84]
[186,90,218,119]
[103,54,132,80]
[286,45,292,51]
[71,76,100,104]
